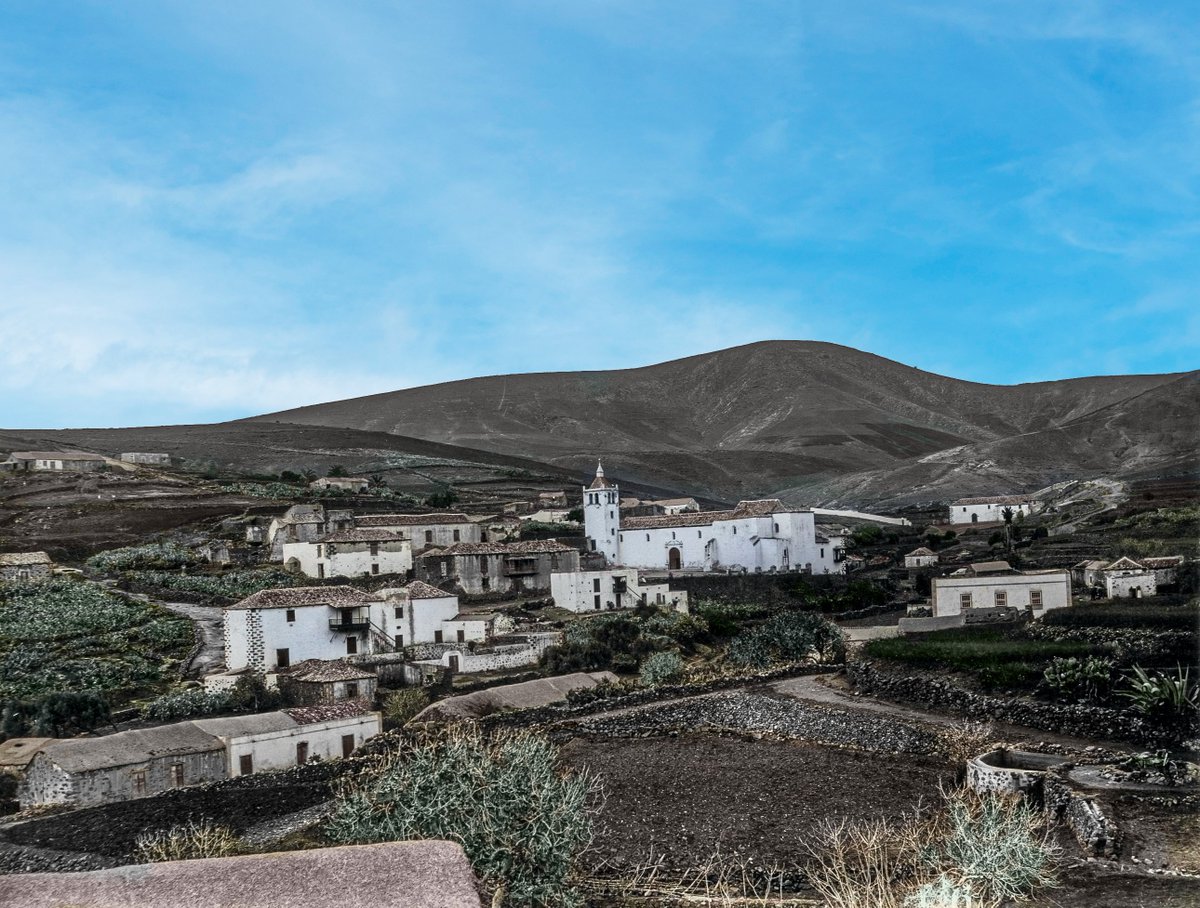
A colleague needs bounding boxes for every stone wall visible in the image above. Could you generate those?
[847,660,1178,746]
[1043,772,1120,858]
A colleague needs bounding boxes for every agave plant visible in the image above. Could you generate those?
[1120,665,1199,719]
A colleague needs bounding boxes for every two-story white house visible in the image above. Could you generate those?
[582,464,843,574]
[353,513,481,552]
[550,568,689,613]
[282,529,412,580]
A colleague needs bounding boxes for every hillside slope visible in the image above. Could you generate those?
[248,341,1195,504]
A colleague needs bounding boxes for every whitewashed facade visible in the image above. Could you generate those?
[932,563,1071,618]
[904,547,939,569]
[282,529,412,580]
[582,464,843,574]
[196,706,381,777]
[377,582,462,647]
[551,568,689,613]
[948,496,1040,525]
[1101,558,1159,598]
[354,513,481,551]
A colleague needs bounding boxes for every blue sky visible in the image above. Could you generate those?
[0,2,1196,428]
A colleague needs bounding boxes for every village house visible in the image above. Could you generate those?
[282,529,412,580]
[537,490,569,508]
[1137,555,1186,587]
[3,450,107,472]
[948,495,1040,525]
[1072,559,1111,589]
[931,561,1071,618]
[223,586,392,672]
[904,547,939,569]
[521,508,575,524]
[550,567,689,613]
[17,705,381,808]
[582,464,844,574]
[418,540,580,595]
[377,581,464,647]
[1101,557,1158,599]
[353,512,482,551]
[277,659,378,705]
[119,452,170,465]
[0,551,53,581]
[646,497,700,515]
[267,504,355,560]
[310,476,371,493]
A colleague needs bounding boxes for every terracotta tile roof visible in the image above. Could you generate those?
[404,580,455,599]
[1140,556,1185,569]
[228,585,371,610]
[422,540,577,557]
[622,510,735,530]
[0,552,52,566]
[319,529,407,544]
[283,701,374,725]
[968,560,1014,575]
[41,724,223,773]
[906,547,937,557]
[354,513,472,527]
[283,659,376,683]
[648,497,698,507]
[951,496,1036,506]
[1102,556,1147,572]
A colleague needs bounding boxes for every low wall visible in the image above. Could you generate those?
[847,660,1174,746]
[898,615,963,634]
[1044,772,1120,858]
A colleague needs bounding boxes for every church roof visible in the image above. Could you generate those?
[621,498,800,530]
[587,461,615,489]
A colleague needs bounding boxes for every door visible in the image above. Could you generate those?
[447,653,460,672]
[342,734,356,758]
[346,635,358,655]
[296,741,309,765]
[668,547,682,570]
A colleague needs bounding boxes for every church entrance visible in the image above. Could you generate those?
[668,547,682,570]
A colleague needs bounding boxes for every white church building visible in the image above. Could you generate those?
[583,464,845,574]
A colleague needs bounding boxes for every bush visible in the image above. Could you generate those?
[326,726,597,906]
[1042,603,1198,631]
[639,651,684,687]
[728,611,846,668]
[134,819,240,863]
[141,688,231,722]
[382,688,429,728]
[1041,656,1114,704]
[1120,665,1198,720]
[86,543,200,573]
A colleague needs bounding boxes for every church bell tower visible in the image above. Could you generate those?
[583,461,620,564]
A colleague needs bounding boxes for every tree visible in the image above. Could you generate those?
[425,486,459,508]
[327,465,349,477]
[1001,506,1015,555]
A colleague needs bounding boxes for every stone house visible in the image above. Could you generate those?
[267,504,355,560]
[17,706,381,808]
[282,529,412,580]
[932,562,1071,618]
[1071,559,1110,589]
[904,547,939,569]
[277,659,378,705]
[550,568,688,613]
[1136,555,1185,588]
[0,551,53,581]
[418,541,580,595]
[19,723,227,808]
[948,496,1040,525]
[537,491,569,508]
[646,497,700,515]
[1101,557,1158,599]
[4,450,107,472]
[310,476,371,493]
[353,513,481,552]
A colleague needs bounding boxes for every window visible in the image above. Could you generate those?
[959,592,973,610]
[345,682,359,699]
[296,742,309,765]
[169,764,184,788]
[671,531,676,540]
[820,548,825,558]
[394,633,404,648]
[732,527,737,535]
[453,529,460,542]
[440,562,448,577]
[1030,589,1043,608]
[698,531,702,538]
[457,629,465,643]
[593,578,601,592]
[371,563,379,575]
[646,534,650,542]
[286,609,296,623]
[132,769,148,797]
[316,544,323,558]
[276,648,290,668]
[369,542,379,557]
[425,530,433,544]
[394,605,404,620]
[434,629,443,643]
[317,563,325,579]
[994,590,1007,607]
[346,636,358,655]
[479,555,488,572]
[774,523,779,532]
[239,754,253,776]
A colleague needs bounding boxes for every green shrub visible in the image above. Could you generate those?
[1042,603,1198,631]
[86,543,200,573]
[141,688,231,722]
[326,727,597,906]
[729,611,846,668]
[1120,665,1198,719]
[1041,656,1114,704]
[639,651,684,687]
[126,569,301,600]
[382,688,429,728]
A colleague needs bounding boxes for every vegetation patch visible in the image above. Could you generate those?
[123,568,301,601]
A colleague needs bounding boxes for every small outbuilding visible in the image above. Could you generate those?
[0,551,53,581]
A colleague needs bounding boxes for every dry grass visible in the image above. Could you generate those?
[939,719,997,767]
[133,819,240,863]
[582,850,814,906]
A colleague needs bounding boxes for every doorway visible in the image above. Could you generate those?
[668,547,682,570]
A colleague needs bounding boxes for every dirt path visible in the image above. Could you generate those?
[137,597,225,678]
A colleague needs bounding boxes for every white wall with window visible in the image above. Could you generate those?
[932,570,1070,618]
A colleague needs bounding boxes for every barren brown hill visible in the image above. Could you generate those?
[247,341,1196,505]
